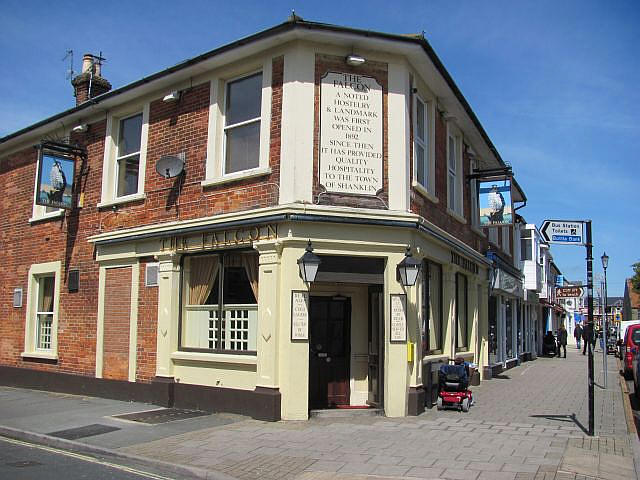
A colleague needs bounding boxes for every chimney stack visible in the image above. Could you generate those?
[71,53,111,105]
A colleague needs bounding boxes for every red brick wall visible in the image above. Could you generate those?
[103,267,131,381]
[313,54,389,209]
[0,55,284,380]
[136,258,158,382]
[410,108,488,254]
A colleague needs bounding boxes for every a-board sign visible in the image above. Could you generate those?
[556,286,584,298]
[541,220,584,245]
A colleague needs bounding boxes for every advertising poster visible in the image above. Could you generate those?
[35,151,75,209]
[479,177,512,227]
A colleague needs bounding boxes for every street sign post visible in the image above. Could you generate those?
[541,220,584,245]
[541,219,594,436]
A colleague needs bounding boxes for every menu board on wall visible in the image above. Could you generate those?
[319,72,383,196]
[291,291,310,341]
[390,294,407,342]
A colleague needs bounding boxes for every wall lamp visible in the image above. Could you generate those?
[163,90,181,103]
[397,246,421,287]
[298,240,321,284]
[345,54,366,66]
[72,124,88,133]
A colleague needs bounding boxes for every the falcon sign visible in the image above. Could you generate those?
[479,177,513,227]
[35,150,76,210]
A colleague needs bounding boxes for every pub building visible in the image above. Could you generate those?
[0,17,529,420]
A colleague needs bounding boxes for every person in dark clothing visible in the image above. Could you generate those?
[574,323,583,349]
[557,324,568,358]
[582,322,594,355]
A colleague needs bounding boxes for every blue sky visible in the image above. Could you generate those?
[1,0,637,295]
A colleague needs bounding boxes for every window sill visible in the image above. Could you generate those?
[29,210,65,224]
[201,166,271,188]
[422,353,448,363]
[97,193,146,210]
[412,181,438,204]
[21,351,58,361]
[171,351,257,365]
[446,208,467,225]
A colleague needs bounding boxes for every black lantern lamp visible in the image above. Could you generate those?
[397,246,421,287]
[601,252,609,270]
[298,239,321,284]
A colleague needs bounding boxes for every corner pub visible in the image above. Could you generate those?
[0,16,527,421]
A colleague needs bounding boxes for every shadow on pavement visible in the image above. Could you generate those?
[530,413,589,435]
[491,374,511,380]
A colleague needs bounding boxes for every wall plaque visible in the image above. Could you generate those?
[291,290,309,341]
[390,294,407,342]
[320,72,383,196]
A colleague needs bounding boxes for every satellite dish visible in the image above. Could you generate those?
[156,153,185,179]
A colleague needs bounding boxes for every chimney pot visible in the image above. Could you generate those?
[72,53,111,105]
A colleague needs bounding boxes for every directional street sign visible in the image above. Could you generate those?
[541,220,584,245]
[556,286,584,298]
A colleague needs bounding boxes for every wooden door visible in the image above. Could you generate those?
[309,296,351,409]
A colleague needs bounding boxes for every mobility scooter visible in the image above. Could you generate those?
[436,358,473,412]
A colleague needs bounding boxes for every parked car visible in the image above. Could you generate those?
[622,324,640,379]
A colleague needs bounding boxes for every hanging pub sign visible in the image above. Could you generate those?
[35,147,76,210]
[479,177,513,227]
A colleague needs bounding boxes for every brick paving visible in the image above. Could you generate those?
[120,346,637,480]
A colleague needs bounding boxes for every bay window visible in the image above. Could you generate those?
[181,252,259,353]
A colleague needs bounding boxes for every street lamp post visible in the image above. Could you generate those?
[601,252,609,389]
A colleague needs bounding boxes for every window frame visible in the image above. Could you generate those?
[421,260,443,356]
[179,251,258,355]
[455,272,469,352]
[502,225,511,255]
[203,61,272,187]
[115,112,144,199]
[446,123,464,218]
[99,103,149,208]
[22,261,61,359]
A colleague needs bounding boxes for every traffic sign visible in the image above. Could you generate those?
[541,220,584,245]
[556,286,584,298]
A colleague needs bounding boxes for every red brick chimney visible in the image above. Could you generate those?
[71,53,112,105]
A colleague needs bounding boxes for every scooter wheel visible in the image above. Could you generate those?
[436,397,443,410]
[461,398,470,412]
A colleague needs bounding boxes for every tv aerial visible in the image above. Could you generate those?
[155,152,185,179]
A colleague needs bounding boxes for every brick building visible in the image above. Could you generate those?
[0,17,527,420]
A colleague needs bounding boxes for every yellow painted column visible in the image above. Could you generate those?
[384,249,410,417]
[254,242,281,389]
[155,254,181,378]
[277,241,310,420]
[468,276,479,364]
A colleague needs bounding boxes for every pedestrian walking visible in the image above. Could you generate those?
[582,322,594,355]
[574,323,583,349]
[557,323,568,358]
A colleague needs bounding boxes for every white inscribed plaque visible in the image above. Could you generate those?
[291,291,309,340]
[320,72,383,196]
[390,294,407,342]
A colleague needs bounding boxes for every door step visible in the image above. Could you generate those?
[309,408,384,419]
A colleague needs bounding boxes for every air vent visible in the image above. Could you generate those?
[68,269,79,292]
[146,263,159,287]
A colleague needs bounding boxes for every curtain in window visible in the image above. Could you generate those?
[241,254,259,300]
[188,256,220,305]
[41,277,55,312]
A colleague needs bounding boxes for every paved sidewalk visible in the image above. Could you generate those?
[0,346,637,480]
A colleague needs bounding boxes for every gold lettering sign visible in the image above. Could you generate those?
[160,224,277,253]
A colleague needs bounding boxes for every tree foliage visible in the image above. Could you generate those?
[632,262,640,291]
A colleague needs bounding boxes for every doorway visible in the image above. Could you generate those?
[309,296,351,409]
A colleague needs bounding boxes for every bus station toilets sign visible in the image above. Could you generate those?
[319,72,383,196]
